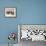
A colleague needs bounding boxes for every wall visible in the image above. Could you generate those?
[0,0,21,44]
[0,0,46,44]
[20,0,46,24]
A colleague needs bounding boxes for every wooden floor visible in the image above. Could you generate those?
[0,40,46,46]
[19,40,46,46]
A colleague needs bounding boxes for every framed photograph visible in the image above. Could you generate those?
[5,8,16,17]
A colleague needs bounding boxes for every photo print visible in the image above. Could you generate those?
[5,8,16,17]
